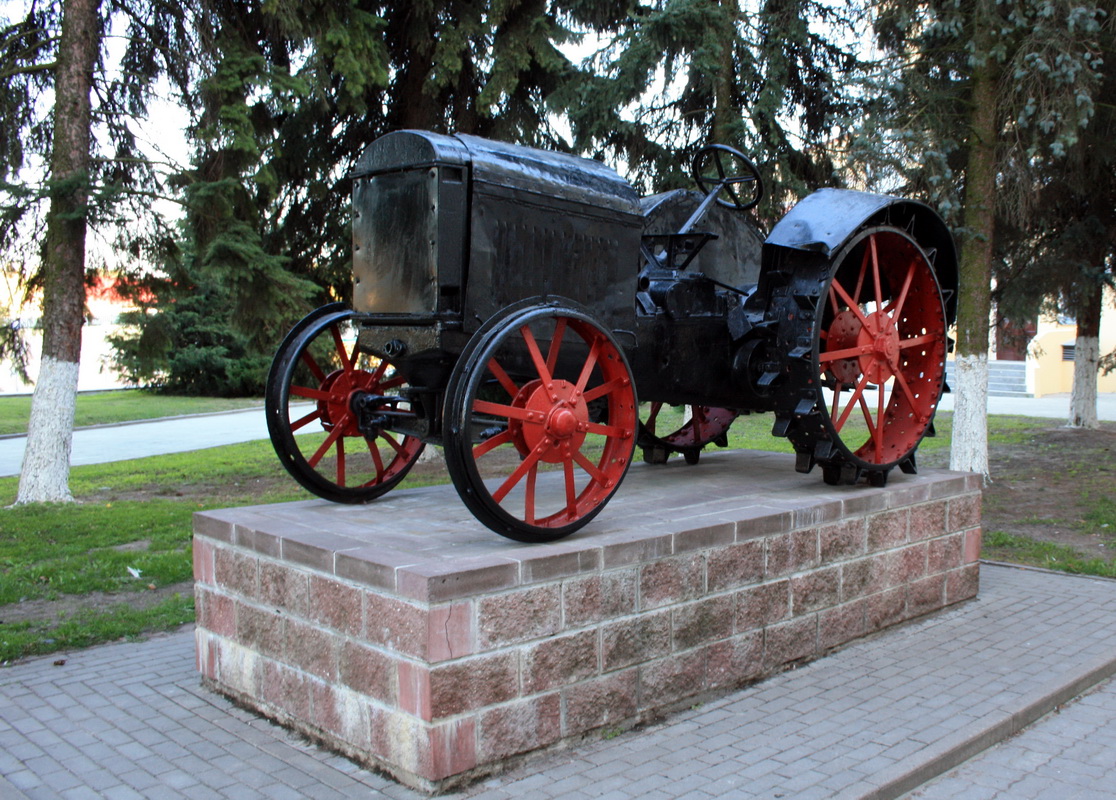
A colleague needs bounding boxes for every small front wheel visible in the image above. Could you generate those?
[265,308,425,503]
[443,302,638,542]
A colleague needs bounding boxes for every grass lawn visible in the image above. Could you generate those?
[0,390,263,436]
[1,408,1113,664]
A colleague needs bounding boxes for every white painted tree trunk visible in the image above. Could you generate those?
[948,353,990,479]
[1069,335,1099,429]
[16,356,79,504]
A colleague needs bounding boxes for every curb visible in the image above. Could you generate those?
[860,651,1116,799]
[0,773,32,800]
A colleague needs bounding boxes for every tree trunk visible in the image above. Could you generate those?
[949,2,998,480]
[16,0,100,504]
[1069,281,1103,429]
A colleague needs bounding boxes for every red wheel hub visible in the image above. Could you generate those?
[317,369,376,436]
[508,379,590,464]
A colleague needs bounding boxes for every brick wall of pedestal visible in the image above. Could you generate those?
[193,470,981,792]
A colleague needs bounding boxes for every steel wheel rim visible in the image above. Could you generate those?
[815,228,947,468]
[267,310,424,501]
[449,307,637,539]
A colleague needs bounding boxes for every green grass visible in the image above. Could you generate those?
[0,594,195,662]
[1082,494,1116,536]
[0,390,263,436]
[0,499,201,605]
[982,530,1116,578]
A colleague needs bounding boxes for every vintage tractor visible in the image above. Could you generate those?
[265,131,957,542]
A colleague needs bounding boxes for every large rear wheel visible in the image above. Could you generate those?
[780,226,948,486]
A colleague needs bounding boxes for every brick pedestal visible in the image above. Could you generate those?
[193,449,981,792]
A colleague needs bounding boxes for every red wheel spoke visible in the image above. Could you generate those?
[379,375,408,391]
[572,448,607,485]
[831,384,843,420]
[898,333,940,350]
[487,357,520,398]
[830,279,871,327]
[290,408,322,432]
[894,370,920,412]
[491,445,545,503]
[828,284,841,316]
[301,352,327,384]
[368,438,385,478]
[875,386,886,462]
[585,421,629,438]
[857,394,876,438]
[853,242,870,305]
[520,325,554,388]
[834,375,871,432]
[646,402,663,433]
[473,429,514,459]
[524,466,538,525]
[691,408,704,441]
[336,437,346,486]
[380,432,406,456]
[369,359,389,385]
[545,317,568,375]
[886,259,916,317]
[291,384,331,401]
[582,376,627,403]
[330,324,353,372]
[870,235,883,308]
[574,337,603,393]
[819,344,872,363]
[563,459,577,518]
[474,399,535,423]
[308,424,344,468]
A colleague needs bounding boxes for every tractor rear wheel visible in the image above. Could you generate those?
[772,226,948,485]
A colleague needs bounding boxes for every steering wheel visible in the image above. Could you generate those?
[692,144,764,210]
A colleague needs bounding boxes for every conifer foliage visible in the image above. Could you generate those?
[854,0,1107,475]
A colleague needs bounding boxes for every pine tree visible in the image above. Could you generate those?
[558,0,864,214]
[994,23,1115,429]
[857,0,1106,477]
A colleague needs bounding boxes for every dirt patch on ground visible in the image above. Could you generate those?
[918,420,1116,561]
[980,424,1116,561]
[0,581,195,626]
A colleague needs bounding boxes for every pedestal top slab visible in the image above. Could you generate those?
[195,449,979,603]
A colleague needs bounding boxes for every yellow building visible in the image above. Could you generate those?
[1026,286,1116,398]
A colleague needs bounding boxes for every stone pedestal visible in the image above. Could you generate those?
[192,450,981,792]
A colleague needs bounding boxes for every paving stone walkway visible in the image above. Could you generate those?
[3,563,1116,800]
[906,676,1116,799]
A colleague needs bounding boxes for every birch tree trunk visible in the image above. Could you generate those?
[16,0,100,504]
[949,2,998,480]
[1068,281,1102,429]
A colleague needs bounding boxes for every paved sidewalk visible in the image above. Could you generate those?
[907,676,1116,799]
[3,563,1116,799]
